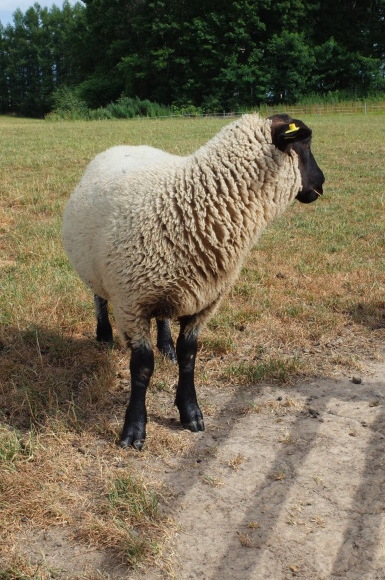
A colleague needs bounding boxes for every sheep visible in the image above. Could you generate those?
[62,113,325,450]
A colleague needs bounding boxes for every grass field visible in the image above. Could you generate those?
[0,113,384,578]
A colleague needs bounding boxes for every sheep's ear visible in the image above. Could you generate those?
[269,116,312,152]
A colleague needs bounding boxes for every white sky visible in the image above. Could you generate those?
[0,0,78,26]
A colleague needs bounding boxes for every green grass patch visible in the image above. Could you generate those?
[226,357,301,384]
[201,335,235,355]
[107,475,160,567]
[0,424,35,469]
[108,475,159,521]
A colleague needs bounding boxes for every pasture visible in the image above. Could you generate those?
[0,113,384,579]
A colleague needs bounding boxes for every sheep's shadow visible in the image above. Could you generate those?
[149,413,182,430]
[0,324,118,434]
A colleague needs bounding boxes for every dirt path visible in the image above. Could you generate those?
[143,356,385,580]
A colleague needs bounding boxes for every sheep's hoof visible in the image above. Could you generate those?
[132,439,145,451]
[120,422,146,451]
[120,438,145,451]
[183,418,205,433]
[177,401,205,433]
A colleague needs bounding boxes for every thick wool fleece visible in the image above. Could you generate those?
[62,114,301,347]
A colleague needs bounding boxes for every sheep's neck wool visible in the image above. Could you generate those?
[159,114,301,282]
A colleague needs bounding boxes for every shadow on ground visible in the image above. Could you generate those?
[154,358,385,579]
[0,324,118,432]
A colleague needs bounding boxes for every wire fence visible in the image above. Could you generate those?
[259,101,385,116]
[38,99,385,122]
[136,101,385,121]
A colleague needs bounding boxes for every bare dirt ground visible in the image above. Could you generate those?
[18,353,385,580]
[157,357,385,580]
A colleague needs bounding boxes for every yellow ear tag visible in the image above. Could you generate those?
[285,123,300,134]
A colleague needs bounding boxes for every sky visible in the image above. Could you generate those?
[0,0,77,26]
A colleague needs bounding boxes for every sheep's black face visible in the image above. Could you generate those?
[269,114,325,204]
[290,137,325,204]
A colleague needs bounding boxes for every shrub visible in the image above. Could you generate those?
[48,86,89,120]
[48,94,173,120]
[171,102,204,116]
[88,107,114,120]
[104,96,171,118]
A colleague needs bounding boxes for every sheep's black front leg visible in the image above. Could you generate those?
[175,319,204,432]
[94,294,113,344]
[120,343,154,451]
[156,318,176,362]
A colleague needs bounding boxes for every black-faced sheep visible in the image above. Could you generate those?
[62,113,325,449]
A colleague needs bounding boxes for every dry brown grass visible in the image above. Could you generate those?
[0,423,178,577]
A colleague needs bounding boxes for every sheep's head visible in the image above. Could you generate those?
[269,113,325,204]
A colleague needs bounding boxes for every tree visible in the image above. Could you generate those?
[264,31,314,103]
[0,24,9,113]
[0,0,384,116]
[0,2,87,116]
[310,0,385,95]
[118,0,271,109]
[77,0,138,107]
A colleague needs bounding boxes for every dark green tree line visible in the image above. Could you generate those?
[0,1,86,115]
[0,0,384,117]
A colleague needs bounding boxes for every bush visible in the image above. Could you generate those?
[171,102,204,116]
[104,96,171,118]
[88,107,114,120]
[48,86,89,120]
[87,97,172,119]
[88,96,166,119]
[48,94,173,121]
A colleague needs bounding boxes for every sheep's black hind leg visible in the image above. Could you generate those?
[174,317,204,432]
[120,342,154,450]
[156,318,177,363]
[94,294,113,344]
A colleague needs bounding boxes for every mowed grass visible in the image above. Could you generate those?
[0,113,384,577]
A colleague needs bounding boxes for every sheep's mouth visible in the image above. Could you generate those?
[295,187,323,204]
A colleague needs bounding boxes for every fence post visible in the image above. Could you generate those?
[364,102,367,115]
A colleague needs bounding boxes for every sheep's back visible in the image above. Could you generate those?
[81,145,185,180]
[62,145,186,301]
